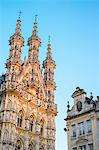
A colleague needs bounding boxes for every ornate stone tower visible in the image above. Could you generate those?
[43,37,56,150]
[0,15,57,150]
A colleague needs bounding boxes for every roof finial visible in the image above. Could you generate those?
[18,11,22,20]
[34,14,37,23]
[90,92,93,100]
[47,35,51,55]
[46,35,53,60]
[67,101,70,112]
[48,35,51,44]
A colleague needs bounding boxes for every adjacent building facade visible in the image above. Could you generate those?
[0,15,57,150]
[65,87,99,150]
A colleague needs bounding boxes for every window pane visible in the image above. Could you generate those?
[89,143,93,150]
[72,124,76,137]
[87,120,92,133]
[79,122,85,135]
[80,145,86,150]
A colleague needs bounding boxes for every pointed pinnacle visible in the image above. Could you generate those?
[15,12,22,35]
[32,15,38,37]
[47,35,51,52]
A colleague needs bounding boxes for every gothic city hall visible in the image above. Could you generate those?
[0,15,57,150]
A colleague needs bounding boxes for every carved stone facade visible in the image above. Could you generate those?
[64,87,99,150]
[0,15,57,150]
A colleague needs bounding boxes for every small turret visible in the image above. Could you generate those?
[43,36,56,102]
[6,12,24,72]
[28,15,41,63]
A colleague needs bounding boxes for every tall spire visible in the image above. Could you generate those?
[28,15,41,47]
[28,15,41,64]
[7,12,24,70]
[48,35,51,51]
[46,36,53,60]
[15,11,22,36]
[32,15,38,37]
[43,36,55,68]
[9,11,24,46]
[43,37,56,102]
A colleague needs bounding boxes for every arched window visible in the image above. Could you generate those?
[48,90,51,102]
[29,115,34,132]
[15,140,23,150]
[28,144,35,150]
[30,120,33,131]
[7,99,12,110]
[3,129,9,140]
[48,69,51,79]
[40,146,45,150]
[40,119,44,136]
[17,111,23,127]
[31,69,36,81]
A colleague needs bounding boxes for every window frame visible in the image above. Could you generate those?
[87,119,92,133]
[78,122,85,136]
[88,143,94,150]
[72,124,76,138]
[79,145,86,150]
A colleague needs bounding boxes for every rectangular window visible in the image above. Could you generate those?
[79,122,85,135]
[80,145,86,150]
[72,124,76,137]
[87,120,92,133]
[89,143,93,150]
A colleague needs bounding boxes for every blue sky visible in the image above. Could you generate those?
[0,0,99,150]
